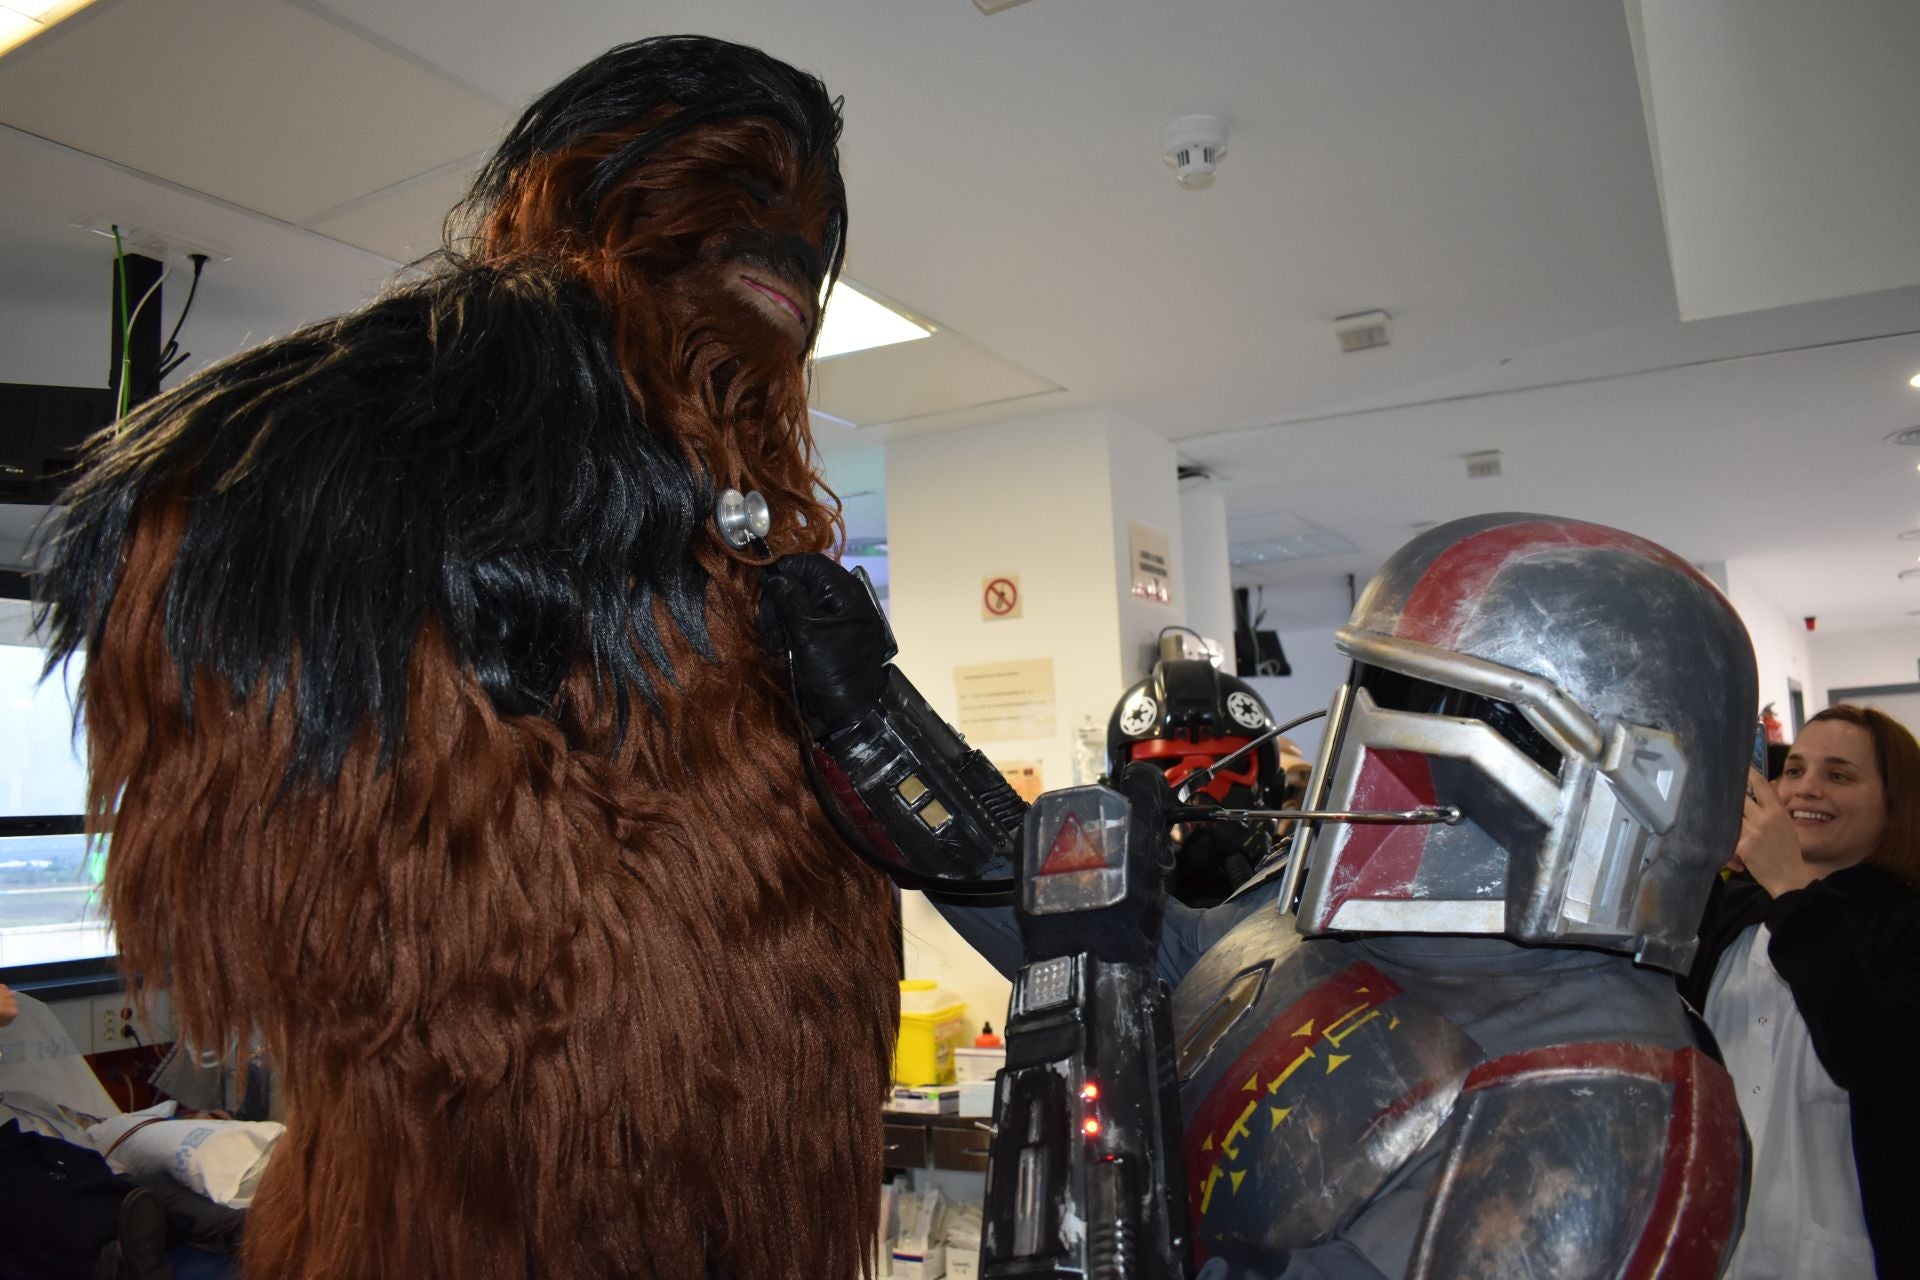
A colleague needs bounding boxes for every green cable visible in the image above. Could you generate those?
[112,224,132,423]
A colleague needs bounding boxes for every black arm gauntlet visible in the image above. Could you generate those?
[810,666,1024,892]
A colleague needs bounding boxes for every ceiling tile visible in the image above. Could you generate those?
[810,328,1058,428]
[0,0,506,224]
[305,158,479,262]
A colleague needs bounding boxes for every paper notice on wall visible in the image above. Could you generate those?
[997,759,1045,804]
[954,658,1056,741]
[1129,522,1172,605]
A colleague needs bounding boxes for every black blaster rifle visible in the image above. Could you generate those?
[980,766,1192,1279]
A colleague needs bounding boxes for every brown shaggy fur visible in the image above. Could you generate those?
[81,114,900,1279]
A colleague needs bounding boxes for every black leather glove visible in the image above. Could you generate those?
[759,552,894,739]
[1169,808,1271,907]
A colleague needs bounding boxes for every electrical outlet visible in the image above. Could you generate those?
[92,995,137,1053]
[73,217,232,266]
[85,991,177,1053]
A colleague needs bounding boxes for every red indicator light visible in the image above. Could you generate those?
[1082,1116,1101,1138]
[1079,1081,1100,1101]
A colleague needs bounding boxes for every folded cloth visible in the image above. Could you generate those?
[0,991,119,1121]
[89,1106,283,1208]
[0,1088,104,1147]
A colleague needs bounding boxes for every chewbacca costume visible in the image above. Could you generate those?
[35,36,898,1280]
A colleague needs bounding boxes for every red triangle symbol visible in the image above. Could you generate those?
[1039,811,1109,874]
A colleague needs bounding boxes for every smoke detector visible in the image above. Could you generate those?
[1161,115,1228,190]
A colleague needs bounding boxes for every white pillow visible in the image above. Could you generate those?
[90,1104,283,1208]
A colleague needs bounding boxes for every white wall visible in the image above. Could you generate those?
[1811,626,1920,702]
[1245,627,1349,760]
[885,407,1183,1034]
[1703,559,1814,724]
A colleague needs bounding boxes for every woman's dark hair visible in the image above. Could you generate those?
[1806,704,1920,887]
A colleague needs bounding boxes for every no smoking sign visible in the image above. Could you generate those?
[981,574,1022,621]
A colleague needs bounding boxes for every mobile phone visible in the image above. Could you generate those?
[1751,723,1769,775]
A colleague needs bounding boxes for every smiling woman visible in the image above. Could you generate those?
[1681,704,1920,1279]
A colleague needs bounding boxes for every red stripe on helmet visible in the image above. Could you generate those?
[1396,520,1704,648]
[1332,748,1437,904]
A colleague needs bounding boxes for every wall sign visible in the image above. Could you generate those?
[954,658,1056,741]
[981,574,1022,620]
[1129,522,1172,605]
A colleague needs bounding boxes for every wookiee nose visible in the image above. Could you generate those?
[776,231,826,290]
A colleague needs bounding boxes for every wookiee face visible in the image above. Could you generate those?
[470,83,850,551]
[612,115,844,365]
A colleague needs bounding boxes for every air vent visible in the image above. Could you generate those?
[1334,310,1392,353]
[1885,427,1920,447]
[1900,567,1920,580]
[1463,450,1503,480]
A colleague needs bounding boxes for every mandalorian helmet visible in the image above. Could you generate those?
[1291,513,1756,971]
[1107,659,1281,808]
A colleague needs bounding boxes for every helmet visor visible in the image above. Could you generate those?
[1294,667,1564,934]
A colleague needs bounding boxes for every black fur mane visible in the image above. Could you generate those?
[458,35,849,288]
[36,258,710,783]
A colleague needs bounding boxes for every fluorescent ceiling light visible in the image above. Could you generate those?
[0,0,96,57]
[813,281,932,361]
[1230,532,1358,566]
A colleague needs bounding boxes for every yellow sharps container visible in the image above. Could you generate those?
[893,979,967,1086]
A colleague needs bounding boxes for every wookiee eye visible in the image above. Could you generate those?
[726,171,777,207]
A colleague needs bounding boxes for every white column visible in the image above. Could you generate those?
[1178,487,1236,667]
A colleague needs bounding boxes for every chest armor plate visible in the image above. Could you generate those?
[1172,908,1483,1257]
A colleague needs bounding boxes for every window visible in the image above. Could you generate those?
[0,599,107,974]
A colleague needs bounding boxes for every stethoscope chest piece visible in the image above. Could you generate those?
[716,488,772,550]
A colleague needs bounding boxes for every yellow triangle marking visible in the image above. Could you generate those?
[1202,1133,1214,1152]
[1200,1165,1224,1215]
[1356,986,1369,993]
[1292,1019,1315,1038]
[1326,1053,1351,1075]
[1230,1169,1247,1194]
[1389,1015,1401,1030]
[1269,1105,1292,1130]
[1266,1046,1316,1094]
[1243,1072,1260,1094]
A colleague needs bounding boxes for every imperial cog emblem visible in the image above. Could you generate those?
[1120,693,1158,736]
[1227,691,1266,730]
